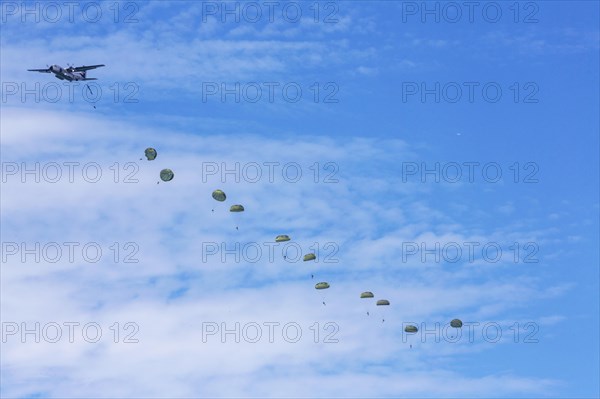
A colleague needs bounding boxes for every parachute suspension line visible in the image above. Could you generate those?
[229,204,244,231]
[450,319,463,339]
[315,282,329,306]
[376,299,389,323]
[404,325,418,348]
[85,84,96,108]
[360,292,374,317]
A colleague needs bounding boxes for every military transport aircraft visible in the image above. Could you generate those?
[27,64,105,81]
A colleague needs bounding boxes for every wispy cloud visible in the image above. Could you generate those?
[2,2,599,397]
[1,105,572,397]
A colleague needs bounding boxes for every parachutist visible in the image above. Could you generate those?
[303,253,316,261]
[367,312,369,316]
[230,204,244,212]
[382,319,385,323]
[160,169,174,182]
[311,274,314,279]
[450,319,463,328]
[283,255,287,260]
[410,344,412,349]
[236,226,239,230]
[315,282,328,306]
[145,148,157,161]
[212,190,226,202]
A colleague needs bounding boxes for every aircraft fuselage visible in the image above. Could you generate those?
[49,65,87,81]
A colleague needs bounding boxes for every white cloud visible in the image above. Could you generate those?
[1,3,379,97]
[1,106,569,397]
[356,66,378,76]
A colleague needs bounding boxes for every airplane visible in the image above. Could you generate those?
[27,64,105,81]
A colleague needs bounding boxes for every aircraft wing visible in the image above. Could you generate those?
[27,68,51,73]
[82,78,98,81]
[71,64,105,72]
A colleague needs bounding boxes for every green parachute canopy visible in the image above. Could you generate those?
[230,204,244,212]
[303,253,316,261]
[360,292,374,298]
[212,189,226,202]
[376,299,390,306]
[160,169,174,182]
[275,235,290,242]
[405,325,418,333]
[315,282,330,290]
[450,319,463,328]
[144,147,157,160]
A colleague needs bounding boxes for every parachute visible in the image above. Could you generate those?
[315,282,330,306]
[376,299,390,322]
[160,169,174,182]
[212,189,226,202]
[275,235,290,242]
[144,148,157,160]
[450,319,463,328]
[361,292,374,316]
[405,325,418,333]
[230,205,244,212]
[303,253,316,261]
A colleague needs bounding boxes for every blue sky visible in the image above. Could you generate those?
[1,1,599,397]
